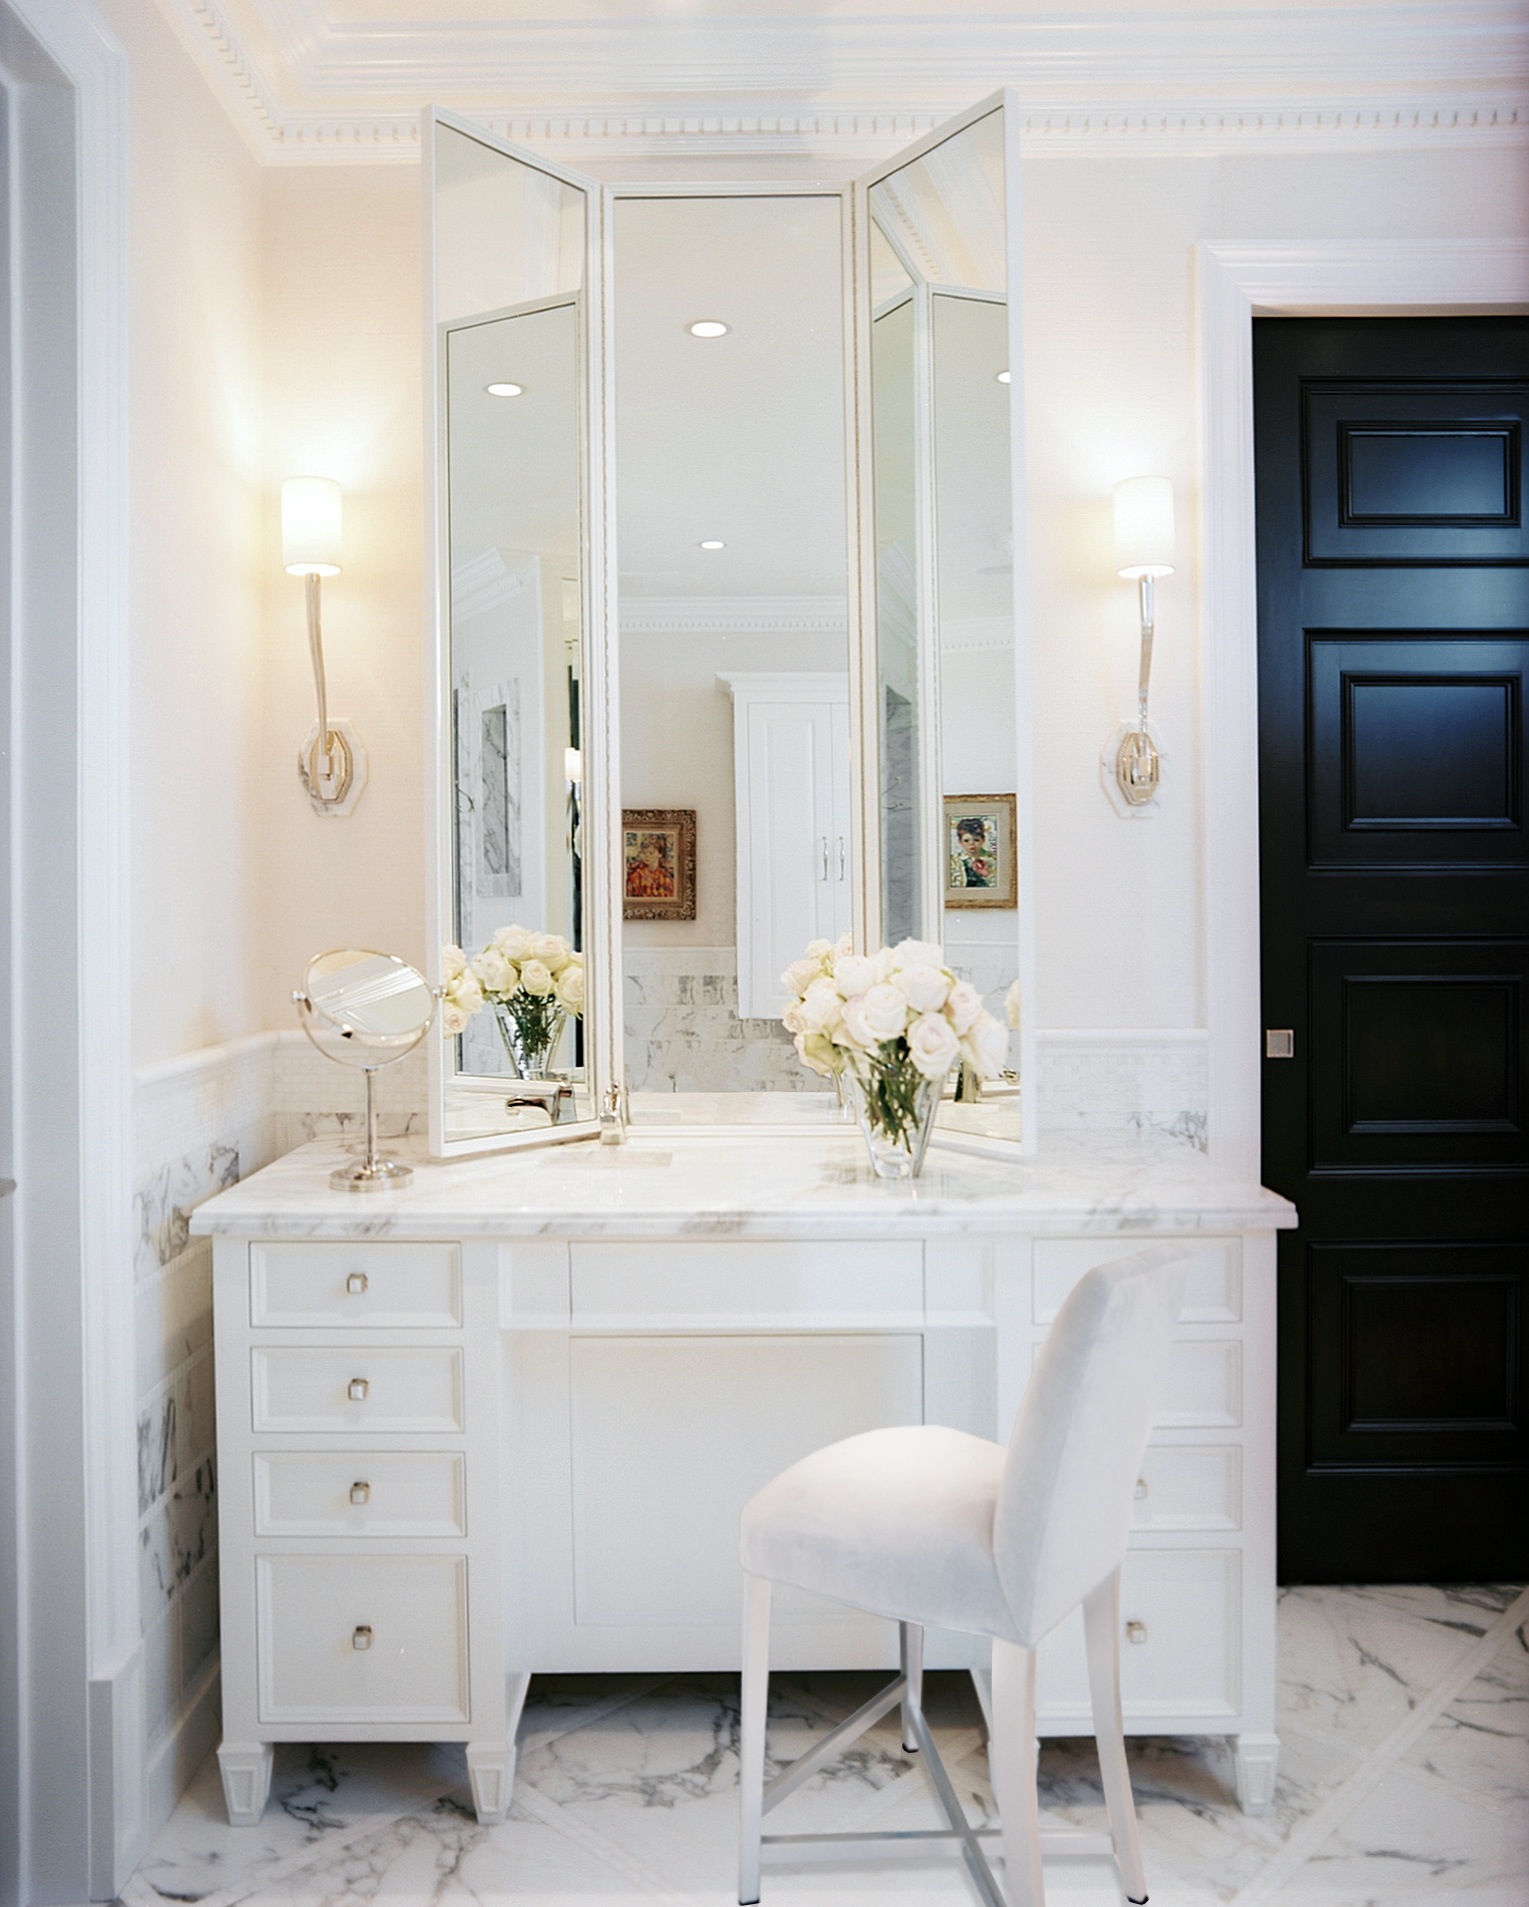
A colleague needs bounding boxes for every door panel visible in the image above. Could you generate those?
[1257,317,1529,1581]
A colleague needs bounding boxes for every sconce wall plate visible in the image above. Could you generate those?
[1099,718,1167,819]
[299,718,368,817]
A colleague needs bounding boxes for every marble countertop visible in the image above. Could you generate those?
[190,1128,1296,1240]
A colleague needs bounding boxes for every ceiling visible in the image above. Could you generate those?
[157,1,1528,165]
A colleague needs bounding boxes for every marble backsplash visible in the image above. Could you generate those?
[624,947,805,1094]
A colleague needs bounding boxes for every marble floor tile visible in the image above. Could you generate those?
[124,1587,1529,1907]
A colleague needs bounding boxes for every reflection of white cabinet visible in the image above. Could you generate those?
[721,673,852,1019]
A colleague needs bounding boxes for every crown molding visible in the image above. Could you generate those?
[156,2,1529,164]
[621,596,848,637]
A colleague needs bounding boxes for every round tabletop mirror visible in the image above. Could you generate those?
[294,949,437,1190]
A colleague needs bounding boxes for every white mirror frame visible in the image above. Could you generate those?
[424,107,618,1157]
[853,90,1038,1157]
[424,100,1035,1159]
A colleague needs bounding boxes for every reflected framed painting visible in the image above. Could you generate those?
[943,794,1016,909]
[622,808,697,920]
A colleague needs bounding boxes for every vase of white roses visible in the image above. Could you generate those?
[781,935,1009,1180]
[441,928,585,1078]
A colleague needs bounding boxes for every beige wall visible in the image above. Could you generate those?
[259,166,426,1021]
[101,0,265,1067]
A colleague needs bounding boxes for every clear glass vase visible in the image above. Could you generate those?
[493,999,566,1079]
[846,1058,945,1180]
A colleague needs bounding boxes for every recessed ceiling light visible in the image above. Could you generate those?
[689,321,729,338]
[699,540,725,550]
[485,382,524,397]
[996,370,1011,384]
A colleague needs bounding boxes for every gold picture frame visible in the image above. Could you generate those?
[622,809,697,920]
[943,794,1017,909]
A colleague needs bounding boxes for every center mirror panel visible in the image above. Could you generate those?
[612,194,854,1123]
[864,105,1028,1148]
[433,120,599,1146]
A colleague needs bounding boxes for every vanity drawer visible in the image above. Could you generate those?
[251,1348,464,1433]
[250,1242,461,1329]
[569,1240,923,1328]
[255,1554,469,1725]
[1031,1336,1241,1429]
[254,1452,467,1537]
[1033,1238,1242,1325]
[1130,1445,1240,1532]
[1037,1548,1242,1723]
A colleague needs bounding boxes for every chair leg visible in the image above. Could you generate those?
[739,1573,772,1906]
[1082,1569,1148,1905]
[899,1620,924,1753]
[989,1639,1045,1907]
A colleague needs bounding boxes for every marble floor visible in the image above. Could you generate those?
[124,1583,1529,1907]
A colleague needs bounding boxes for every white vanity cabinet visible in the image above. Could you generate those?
[210,1236,515,1828]
[721,674,853,1019]
[197,1131,1293,1825]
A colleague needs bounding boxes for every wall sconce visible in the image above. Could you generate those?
[1104,474,1175,813]
[282,475,366,816]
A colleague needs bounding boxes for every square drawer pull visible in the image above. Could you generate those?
[1125,1620,1148,1645]
[352,1624,373,1652]
[1133,1478,1148,1500]
[346,1272,369,1295]
[350,1481,371,1506]
[348,1378,370,1403]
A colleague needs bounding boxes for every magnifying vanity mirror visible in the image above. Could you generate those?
[425,93,1034,1160]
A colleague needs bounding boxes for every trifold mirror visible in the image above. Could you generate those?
[425,95,1034,1159]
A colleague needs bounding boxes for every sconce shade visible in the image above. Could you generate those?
[282,476,342,576]
[1113,475,1175,579]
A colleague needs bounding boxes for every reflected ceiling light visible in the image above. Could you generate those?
[996,370,1011,384]
[689,321,729,338]
[699,540,725,550]
[485,382,524,397]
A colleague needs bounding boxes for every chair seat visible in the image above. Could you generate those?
[740,1424,1020,1641]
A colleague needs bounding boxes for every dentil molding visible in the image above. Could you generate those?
[156,1,1529,164]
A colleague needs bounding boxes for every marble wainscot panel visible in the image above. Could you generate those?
[122,1583,1529,1907]
[190,1126,1294,1242]
[1037,1027,1209,1150]
[624,945,805,1093]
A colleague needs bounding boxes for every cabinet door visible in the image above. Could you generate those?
[737,699,843,1018]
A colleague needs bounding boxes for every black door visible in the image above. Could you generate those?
[1255,317,1529,1582]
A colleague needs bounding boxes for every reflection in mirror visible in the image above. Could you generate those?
[435,123,594,1142]
[613,195,852,1121]
[867,107,1021,1143]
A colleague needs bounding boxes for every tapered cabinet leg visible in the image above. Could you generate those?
[467,1744,515,1824]
[218,1742,274,1826]
[899,1621,924,1754]
[739,1574,772,1906]
[1233,1734,1281,1815]
[1083,1569,1148,1903]
[989,1641,1045,1907]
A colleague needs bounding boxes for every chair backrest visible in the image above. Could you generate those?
[992,1244,1188,1646]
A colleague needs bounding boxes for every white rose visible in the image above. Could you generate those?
[835,996,878,1051]
[944,979,984,1035]
[472,946,518,998]
[896,963,950,1014]
[554,961,585,1012]
[805,938,834,961]
[441,1002,470,1037]
[518,958,554,997]
[859,983,910,1042]
[798,976,843,1035]
[781,956,823,998]
[832,933,854,959]
[493,924,535,960]
[444,968,483,1018]
[833,952,878,997]
[962,1013,1010,1079]
[529,931,570,972]
[890,937,945,972]
[1004,977,1021,1031]
[794,1030,839,1077]
[441,943,468,984]
[907,1011,961,1080]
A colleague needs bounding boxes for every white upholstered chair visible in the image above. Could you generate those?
[737,1243,1189,1907]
